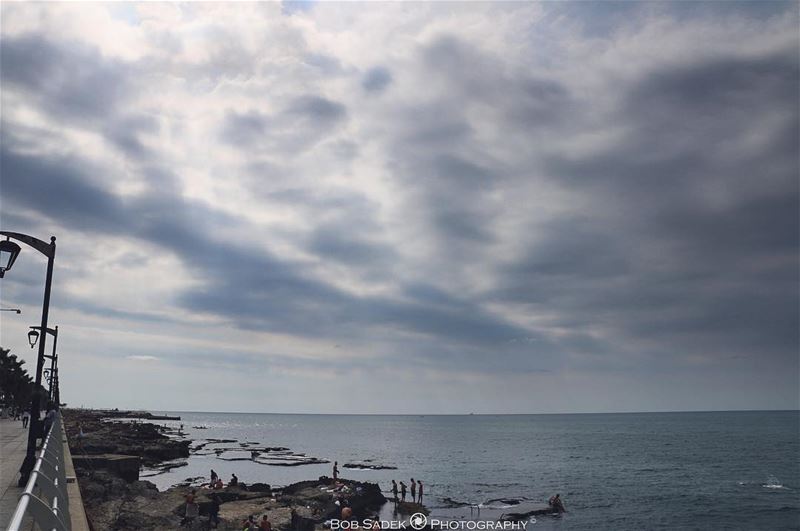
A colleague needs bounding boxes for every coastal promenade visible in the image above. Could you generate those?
[0,418,29,527]
[0,417,90,530]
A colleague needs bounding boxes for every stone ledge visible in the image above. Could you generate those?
[61,425,91,531]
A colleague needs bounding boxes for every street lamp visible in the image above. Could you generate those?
[32,325,59,403]
[0,307,22,314]
[0,230,56,487]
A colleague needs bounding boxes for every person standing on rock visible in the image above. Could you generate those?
[410,479,417,503]
[418,481,424,503]
[391,480,399,502]
[333,461,339,481]
[208,493,221,528]
[210,469,218,486]
[182,489,199,527]
[400,481,407,502]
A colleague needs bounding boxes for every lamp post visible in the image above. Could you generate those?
[30,325,58,403]
[0,307,21,313]
[0,231,56,487]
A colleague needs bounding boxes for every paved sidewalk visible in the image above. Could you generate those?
[0,418,29,528]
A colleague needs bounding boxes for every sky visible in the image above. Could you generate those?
[0,1,797,414]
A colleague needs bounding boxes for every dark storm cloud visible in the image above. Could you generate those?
[220,96,347,156]
[1,132,533,354]
[288,95,346,123]
[362,66,392,93]
[0,34,132,123]
[307,227,396,269]
[1,143,129,232]
[220,110,269,147]
[491,45,799,364]
[380,34,578,257]
[103,113,160,158]
[0,33,160,162]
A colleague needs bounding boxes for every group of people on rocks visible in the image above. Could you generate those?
[241,513,272,531]
[208,468,237,489]
[388,478,424,504]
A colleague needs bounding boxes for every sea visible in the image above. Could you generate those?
[140,410,798,530]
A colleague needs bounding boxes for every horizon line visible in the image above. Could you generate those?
[68,407,800,416]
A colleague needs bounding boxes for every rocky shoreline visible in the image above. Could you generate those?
[62,409,393,530]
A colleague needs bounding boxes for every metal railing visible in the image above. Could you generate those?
[6,412,71,531]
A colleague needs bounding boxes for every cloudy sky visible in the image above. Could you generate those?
[0,1,797,414]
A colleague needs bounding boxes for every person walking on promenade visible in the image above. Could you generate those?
[43,403,56,438]
[333,461,339,481]
[418,481,424,504]
[21,411,29,428]
[391,480,399,503]
[410,479,417,503]
[400,481,407,502]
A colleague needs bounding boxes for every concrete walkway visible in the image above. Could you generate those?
[0,418,30,528]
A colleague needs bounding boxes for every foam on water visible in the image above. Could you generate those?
[763,475,787,489]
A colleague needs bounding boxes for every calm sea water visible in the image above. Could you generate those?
[144,411,798,530]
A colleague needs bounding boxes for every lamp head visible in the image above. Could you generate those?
[27,328,39,349]
[0,238,21,278]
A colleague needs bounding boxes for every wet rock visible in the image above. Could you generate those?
[396,501,429,515]
[343,463,398,470]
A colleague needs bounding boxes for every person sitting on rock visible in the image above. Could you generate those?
[230,473,239,487]
[243,515,258,531]
[259,513,272,531]
[548,494,566,513]
[341,502,353,521]
[214,478,224,489]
